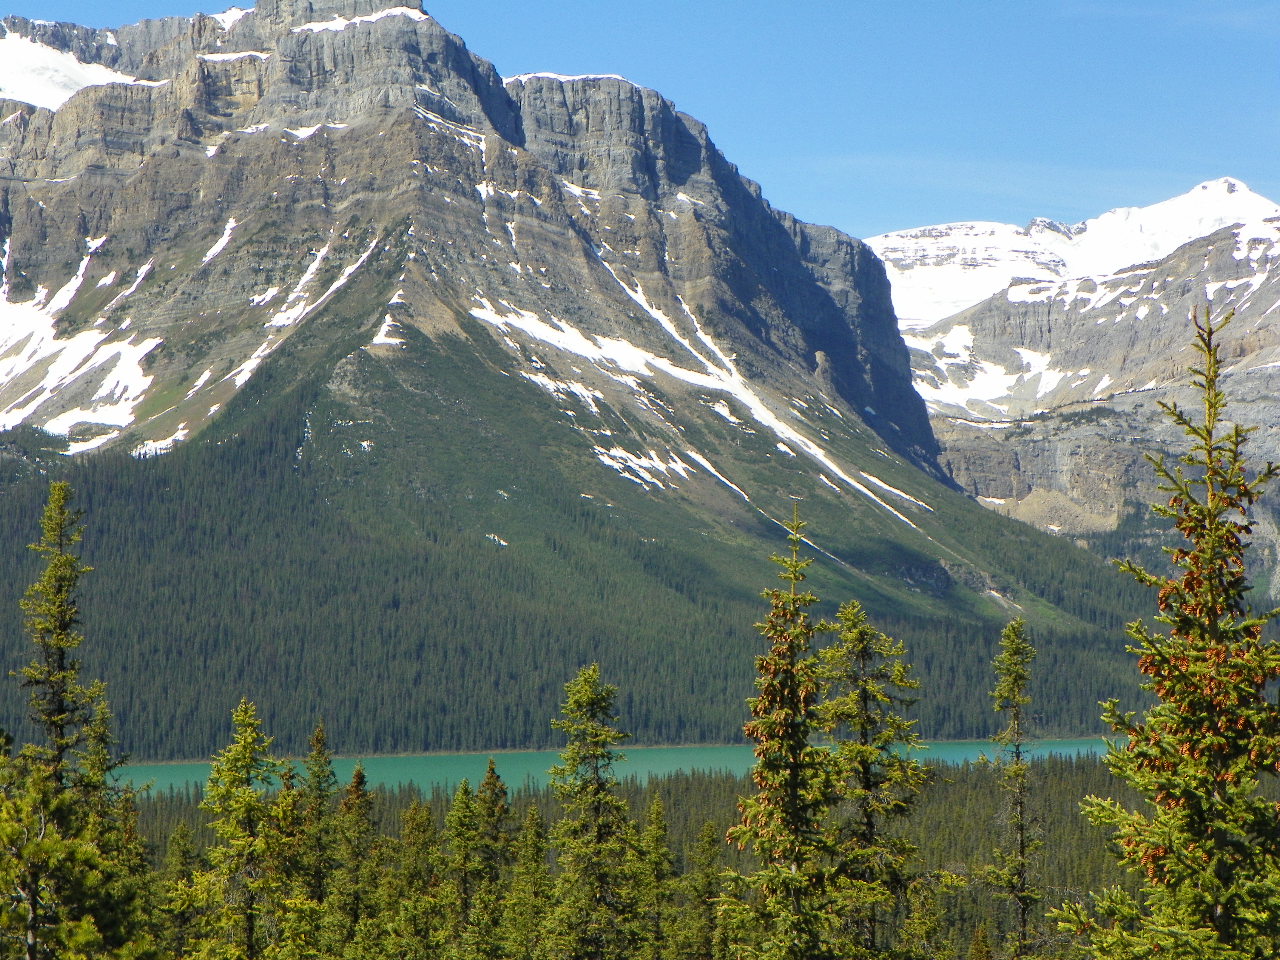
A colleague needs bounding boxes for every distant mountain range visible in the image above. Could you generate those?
[0,0,1151,759]
[868,177,1280,327]
[867,179,1280,588]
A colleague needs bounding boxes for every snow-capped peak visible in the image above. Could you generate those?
[868,177,1280,326]
[1065,177,1278,277]
[210,6,253,30]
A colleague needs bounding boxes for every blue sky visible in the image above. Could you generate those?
[6,0,1277,238]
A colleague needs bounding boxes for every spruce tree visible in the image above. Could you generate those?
[475,758,513,886]
[816,598,927,956]
[670,822,726,960]
[367,800,444,960]
[319,764,379,955]
[296,721,339,905]
[17,480,97,784]
[983,618,1041,959]
[633,794,676,960]
[0,481,150,960]
[188,698,290,960]
[442,778,481,950]
[1056,311,1280,957]
[499,807,551,960]
[544,663,641,960]
[160,823,203,959]
[721,505,840,960]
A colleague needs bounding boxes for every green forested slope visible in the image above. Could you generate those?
[0,328,1149,761]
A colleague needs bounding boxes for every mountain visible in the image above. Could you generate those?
[871,180,1280,586]
[868,178,1280,326]
[0,1,1144,759]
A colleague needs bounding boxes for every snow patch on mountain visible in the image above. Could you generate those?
[505,72,634,86]
[870,178,1280,325]
[0,293,161,434]
[291,6,431,33]
[470,283,929,529]
[210,6,253,30]
[0,31,167,111]
[202,218,238,264]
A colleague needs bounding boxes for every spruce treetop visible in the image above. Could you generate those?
[1058,310,1280,957]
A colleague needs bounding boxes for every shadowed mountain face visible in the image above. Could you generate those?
[0,2,1145,760]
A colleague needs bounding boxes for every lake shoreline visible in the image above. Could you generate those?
[121,738,1108,794]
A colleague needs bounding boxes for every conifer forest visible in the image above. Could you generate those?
[5,313,1280,959]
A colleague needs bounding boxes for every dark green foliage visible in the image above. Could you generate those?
[185,698,290,959]
[982,619,1042,959]
[818,599,930,957]
[632,795,676,960]
[0,322,1152,762]
[322,765,380,953]
[545,664,642,960]
[16,480,96,782]
[721,507,840,960]
[669,823,727,960]
[0,481,152,960]
[1057,312,1280,957]
[498,807,550,960]
[296,722,339,905]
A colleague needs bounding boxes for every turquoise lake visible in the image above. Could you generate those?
[123,739,1105,796]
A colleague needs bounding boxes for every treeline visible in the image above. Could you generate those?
[0,480,1127,960]
[130,748,1136,957]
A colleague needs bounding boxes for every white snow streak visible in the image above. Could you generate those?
[202,218,238,264]
[291,6,431,32]
[210,6,252,29]
[471,268,929,528]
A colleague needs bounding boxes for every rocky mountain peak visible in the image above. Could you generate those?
[869,178,1280,325]
[1025,216,1077,239]
[0,0,938,492]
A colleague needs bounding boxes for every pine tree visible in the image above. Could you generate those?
[0,481,151,960]
[544,663,641,960]
[499,807,551,960]
[188,698,290,960]
[721,505,840,960]
[296,721,339,906]
[319,765,379,955]
[816,598,928,956]
[366,800,444,960]
[983,618,1041,959]
[442,778,481,950]
[460,760,512,960]
[17,480,97,784]
[475,758,513,886]
[670,822,725,960]
[633,794,676,960]
[1055,311,1280,957]
[160,823,203,959]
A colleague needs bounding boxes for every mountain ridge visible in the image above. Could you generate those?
[0,0,1147,760]
[868,177,1280,326]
